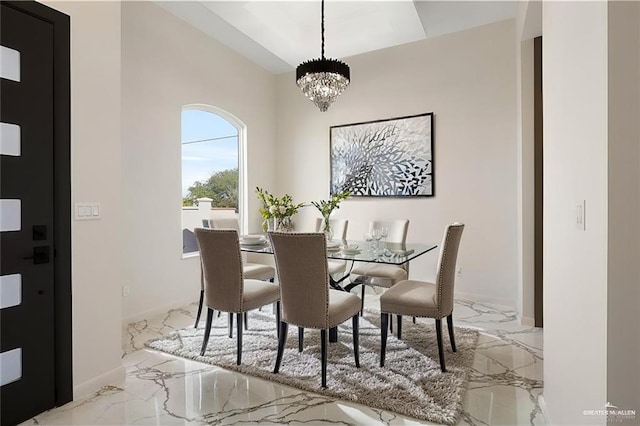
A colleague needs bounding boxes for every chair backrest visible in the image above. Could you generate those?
[269,232,330,329]
[210,217,240,231]
[369,220,409,244]
[314,218,349,240]
[435,223,465,316]
[194,228,244,312]
[183,228,199,253]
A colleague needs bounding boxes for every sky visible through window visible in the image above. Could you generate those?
[181,109,238,197]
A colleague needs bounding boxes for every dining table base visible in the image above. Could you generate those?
[329,326,338,342]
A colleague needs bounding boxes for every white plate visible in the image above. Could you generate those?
[240,235,266,245]
[241,241,267,246]
[341,248,361,255]
[326,240,340,248]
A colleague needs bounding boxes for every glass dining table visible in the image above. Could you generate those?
[240,236,438,342]
[240,238,438,291]
[241,237,438,342]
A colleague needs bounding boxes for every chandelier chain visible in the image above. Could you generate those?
[295,0,349,112]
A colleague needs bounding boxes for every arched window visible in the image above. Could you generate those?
[181,105,246,254]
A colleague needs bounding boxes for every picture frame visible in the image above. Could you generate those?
[330,112,434,197]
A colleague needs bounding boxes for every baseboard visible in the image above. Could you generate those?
[73,365,125,400]
[455,291,516,310]
[123,297,195,325]
[520,316,535,327]
[538,394,551,424]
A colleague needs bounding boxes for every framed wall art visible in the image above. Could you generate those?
[330,112,434,197]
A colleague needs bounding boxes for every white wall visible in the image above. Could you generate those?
[607,0,640,413]
[276,20,518,306]
[42,1,123,396]
[543,2,608,424]
[121,2,277,321]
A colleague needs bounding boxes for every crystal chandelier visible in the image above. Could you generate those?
[296,0,350,112]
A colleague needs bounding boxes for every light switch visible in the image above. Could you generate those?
[92,204,100,217]
[576,200,586,230]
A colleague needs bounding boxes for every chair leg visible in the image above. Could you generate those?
[397,315,402,340]
[298,327,304,352]
[435,319,446,372]
[320,329,328,388]
[194,290,204,328]
[390,314,393,333]
[274,321,289,374]
[352,315,360,368]
[275,301,281,338]
[380,313,389,367]
[228,312,233,338]
[217,310,221,318]
[236,313,243,365]
[447,313,457,352]
[200,308,214,356]
[244,311,248,330]
[413,316,416,324]
[360,285,365,316]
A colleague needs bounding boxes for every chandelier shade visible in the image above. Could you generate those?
[296,0,350,112]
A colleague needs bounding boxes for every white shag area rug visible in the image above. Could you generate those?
[145,309,478,425]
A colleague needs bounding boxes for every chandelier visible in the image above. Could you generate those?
[296,0,350,112]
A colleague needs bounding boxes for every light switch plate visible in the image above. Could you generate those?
[74,202,101,220]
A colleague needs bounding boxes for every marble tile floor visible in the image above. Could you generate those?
[24,291,544,425]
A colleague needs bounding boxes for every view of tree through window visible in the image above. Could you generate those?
[182,109,239,209]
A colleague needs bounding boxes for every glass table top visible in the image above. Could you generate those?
[240,237,437,265]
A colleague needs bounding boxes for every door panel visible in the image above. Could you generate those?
[1,3,56,424]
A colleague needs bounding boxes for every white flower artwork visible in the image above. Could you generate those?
[330,113,434,197]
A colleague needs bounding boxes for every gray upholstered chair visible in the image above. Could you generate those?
[194,228,280,365]
[379,223,464,372]
[194,217,275,328]
[351,220,410,316]
[314,218,349,276]
[269,232,361,388]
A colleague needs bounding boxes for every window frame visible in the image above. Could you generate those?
[181,104,247,236]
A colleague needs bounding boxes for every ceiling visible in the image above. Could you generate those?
[157,1,518,74]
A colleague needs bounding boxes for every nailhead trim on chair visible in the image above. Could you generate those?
[230,230,246,312]
[436,224,463,319]
[436,227,451,319]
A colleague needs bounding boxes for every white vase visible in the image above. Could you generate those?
[267,217,278,232]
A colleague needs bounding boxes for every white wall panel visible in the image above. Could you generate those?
[0,122,21,156]
[0,348,22,386]
[543,2,608,424]
[0,274,21,310]
[0,46,20,82]
[0,199,21,232]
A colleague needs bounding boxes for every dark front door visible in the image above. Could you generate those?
[1,2,71,424]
